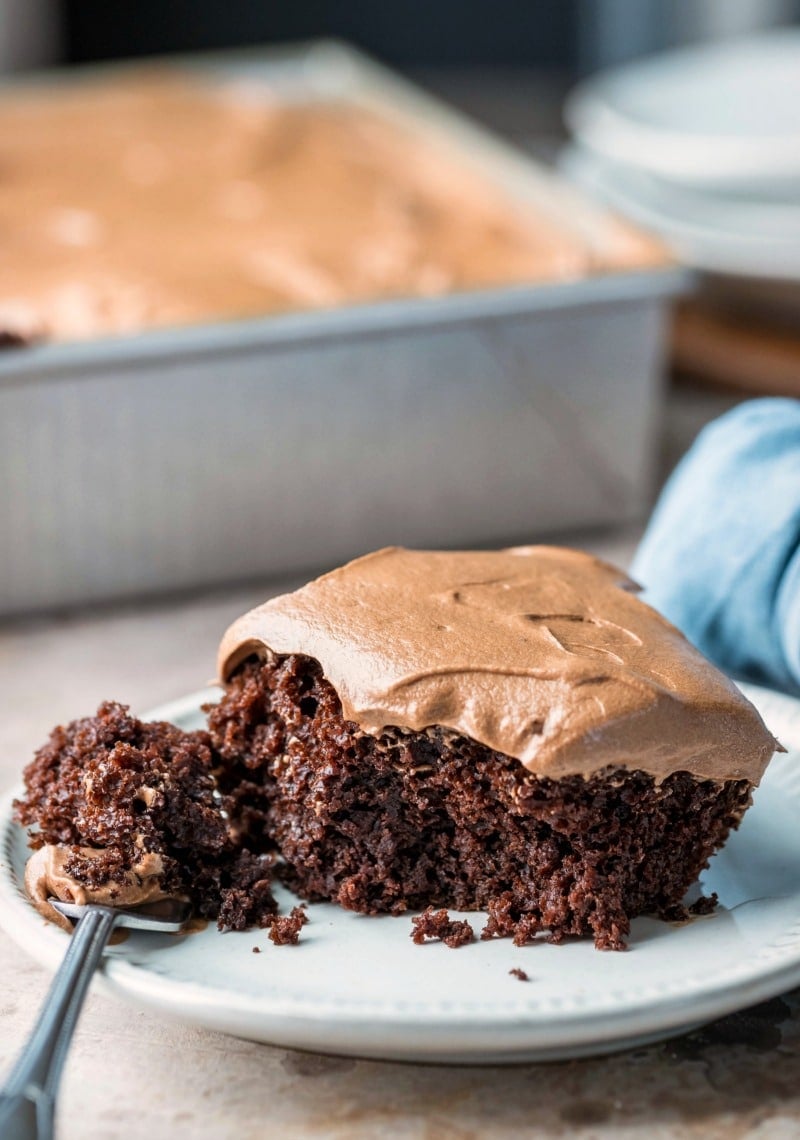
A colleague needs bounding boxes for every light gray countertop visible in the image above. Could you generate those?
[2,529,800,1140]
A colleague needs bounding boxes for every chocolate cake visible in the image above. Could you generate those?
[15,545,780,951]
[209,546,780,950]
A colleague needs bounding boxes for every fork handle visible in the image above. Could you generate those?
[0,908,117,1140]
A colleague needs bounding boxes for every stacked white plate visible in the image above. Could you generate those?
[563,29,800,311]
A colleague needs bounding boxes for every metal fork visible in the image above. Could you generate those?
[0,897,191,1140]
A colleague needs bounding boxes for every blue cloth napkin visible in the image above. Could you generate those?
[632,398,800,694]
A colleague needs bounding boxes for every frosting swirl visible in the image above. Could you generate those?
[217,546,780,783]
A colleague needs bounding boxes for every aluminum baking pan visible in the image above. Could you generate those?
[0,42,684,616]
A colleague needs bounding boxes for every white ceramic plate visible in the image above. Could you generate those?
[2,683,800,1064]
[565,30,800,191]
[561,143,800,283]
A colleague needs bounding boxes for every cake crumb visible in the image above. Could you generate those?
[659,892,719,925]
[252,946,261,954]
[410,907,474,948]
[481,892,541,945]
[268,906,309,946]
[218,850,279,933]
[689,892,718,916]
[509,967,529,982]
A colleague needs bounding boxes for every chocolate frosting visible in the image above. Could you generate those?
[24,845,169,932]
[218,546,779,783]
[0,70,665,343]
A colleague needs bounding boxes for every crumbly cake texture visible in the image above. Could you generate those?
[207,654,752,950]
[14,701,278,932]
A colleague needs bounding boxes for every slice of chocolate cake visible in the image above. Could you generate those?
[209,545,780,950]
